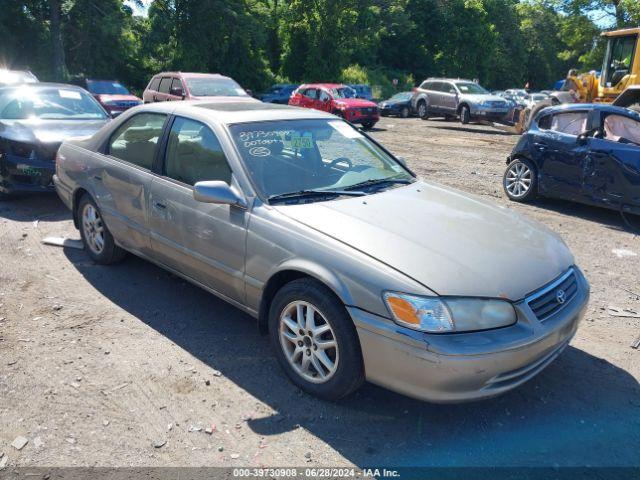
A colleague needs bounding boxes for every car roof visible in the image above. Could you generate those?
[300,83,345,89]
[0,82,86,91]
[154,72,230,79]
[140,98,335,124]
[537,103,640,118]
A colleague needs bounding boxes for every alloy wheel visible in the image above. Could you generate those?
[505,161,532,198]
[418,103,427,117]
[82,203,105,255]
[278,300,339,384]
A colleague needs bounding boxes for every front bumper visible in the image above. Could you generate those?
[471,107,510,120]
[343,110,379,125]
[0,153,56,194]
[349,268,589,403]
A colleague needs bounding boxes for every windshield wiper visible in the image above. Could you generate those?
[344,177,413,191]
[268,189,366,203]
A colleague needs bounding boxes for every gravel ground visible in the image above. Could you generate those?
[0,116,638,469]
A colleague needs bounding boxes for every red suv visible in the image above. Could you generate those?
[288,83,379,129]
[143,72,255,103]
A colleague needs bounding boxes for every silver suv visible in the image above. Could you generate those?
[411,78,510,124]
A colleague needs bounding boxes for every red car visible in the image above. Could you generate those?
[289,83,379,129]
[73,79,142,117]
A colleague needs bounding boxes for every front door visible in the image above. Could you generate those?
[535,110,590,200]
[148,116,248,302]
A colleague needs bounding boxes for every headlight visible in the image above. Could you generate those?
[383,292,517,333]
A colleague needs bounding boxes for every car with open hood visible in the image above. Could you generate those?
[0,83,110,197]
[289,83,379,129]
[54,100,589,402]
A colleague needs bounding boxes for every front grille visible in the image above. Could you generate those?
[527,269,578,321]
[359,107,377,115]
[487,100,507,108]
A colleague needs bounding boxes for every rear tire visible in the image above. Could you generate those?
[460,105,470,124]
[78,194,126,264]
[503,158,538,202]
[268,278,365,401]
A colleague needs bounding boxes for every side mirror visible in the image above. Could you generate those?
[193,181,247,208]
[577,132,589,145]
[170,87,184,98]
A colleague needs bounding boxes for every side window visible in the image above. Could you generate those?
[318,90,331,102]
[148,77,161,92]
[537,114,552,130]
[603,114,640,144]
[304,88,318,99]
[420,81,430,90]
[171,78,183,93]
[164,117,232,186]
[443,83,456,94]
[158,77,172,94]
[550,112,589,136]
[108,113,166,169]
[431,82,444,92]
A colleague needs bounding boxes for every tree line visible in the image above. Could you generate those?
[1,0,639,97]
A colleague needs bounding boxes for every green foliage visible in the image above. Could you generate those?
[0,0,637,95]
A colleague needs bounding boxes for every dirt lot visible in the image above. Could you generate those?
[0,116,639,470]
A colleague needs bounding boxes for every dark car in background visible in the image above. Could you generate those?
[72,78,142,117]
[503,104,640,215]
[379,92,414,118]
[0,83,110,197]
[0,69,38,86]
[259,84,299,104]
[143,72,256,103]
[348,84,373,100]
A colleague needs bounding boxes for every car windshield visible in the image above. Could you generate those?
[87,80,130,95]
[229,119,414,201]
[185,77,248,97]
[0,87,108,120]
[455,82,488,94]
[331,87,356,99]
[390,92,412,101]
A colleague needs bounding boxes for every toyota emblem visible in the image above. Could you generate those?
[556,289,566,304]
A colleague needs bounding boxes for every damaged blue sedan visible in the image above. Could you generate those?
[504,104,640,215]
[0,83,109,197]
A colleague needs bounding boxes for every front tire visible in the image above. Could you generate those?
[268,278,364,401]
[400,106,410,118]
[78,194,126,264]
[417,101,429,120]
[361,121,375,130]
[460,105,470,124]
[503,158,538,202]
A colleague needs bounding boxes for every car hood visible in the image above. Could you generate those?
[95,94,141,103]
[0,119,109,145]
[380,99,408,106]
[460,94,507,103]
[333,98,377,108]
[274,181,573,300]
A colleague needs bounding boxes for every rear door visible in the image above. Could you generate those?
[428,82,445,114]
[96,112,168,254]
[148,116,248,302]
[441,82,458,114]
[317,89,333,112]
[583,112,640,209]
